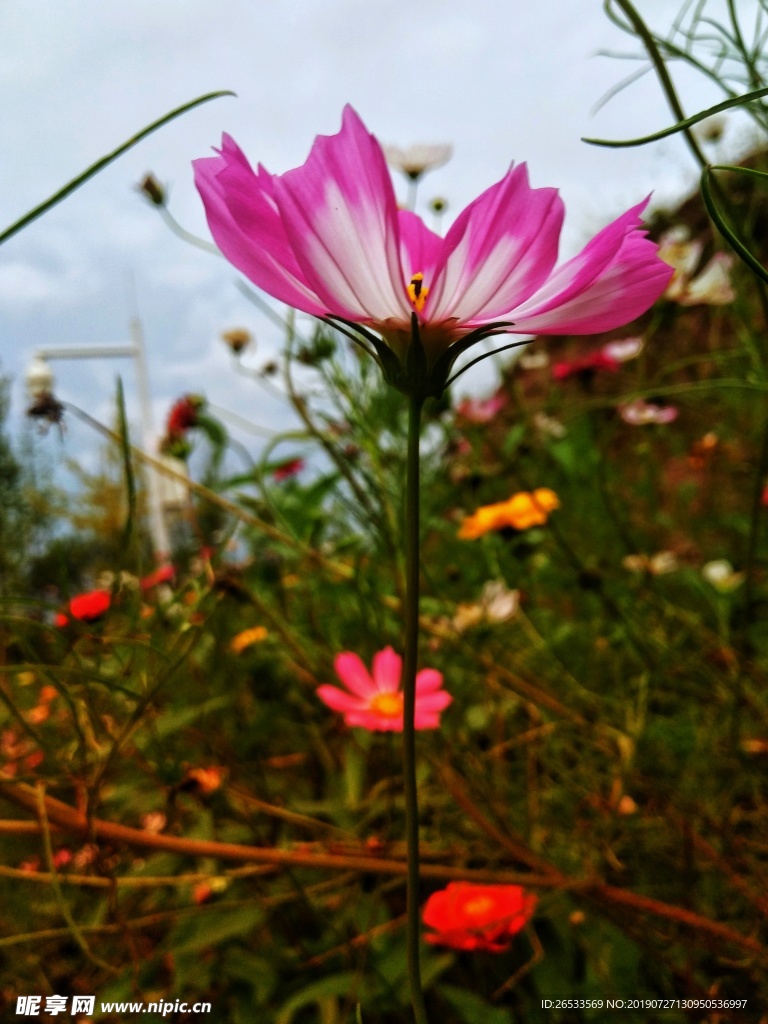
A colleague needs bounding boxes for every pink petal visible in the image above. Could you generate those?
[508,199,673,335]
[398,210,444,287]
[316,685,366,714]
[372,646,403,694]
[193,136,326,316]
[415,669,444,694]
[346,710,402,732]
[426,164,564,323]
[413,712,444,729]
[274,106,413,323]
[416,691,453,712]
[333,652,377,698]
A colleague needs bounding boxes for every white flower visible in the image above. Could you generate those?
[451,580,520,633]
[659,227,735,305]
[533,411,567,439]
[622,551,679,575]
[382,143,453,181]
[620,399,678,426]
[518,349,550,370]
[603,336,644,362]
[702,559,744,591]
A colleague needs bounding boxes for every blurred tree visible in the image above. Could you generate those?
[0,372,63,597]
[64,415,153,576]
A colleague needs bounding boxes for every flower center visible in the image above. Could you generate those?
[368,692,404,718]
[407,273,429,313]
[464,895,496,917]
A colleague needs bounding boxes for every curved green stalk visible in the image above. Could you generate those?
[403,392,428,1024]
[0,90,234,247]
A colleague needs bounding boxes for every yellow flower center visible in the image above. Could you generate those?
[464,895,496,917]
[407,273,429,313]
[368,692,404,718]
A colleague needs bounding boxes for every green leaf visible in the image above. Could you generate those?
[275,972,360,1024]
[583,84,768,148]
[224,949,278,1004]
[700,166,768,285]
[502,424,526,458]
[438,984,514,1024]
[168,905,264,954]
[140,695,230,741]
[115,377,136,553]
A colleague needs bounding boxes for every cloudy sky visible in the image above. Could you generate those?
[0,0,747,482]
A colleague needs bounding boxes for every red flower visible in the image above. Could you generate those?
[552,350,620,380]
[140,564,176,590]
[422,882,537,952]
[166,395,204,437]
[272,457,304,481]
[55,589,111,628]
[161,395,206,457]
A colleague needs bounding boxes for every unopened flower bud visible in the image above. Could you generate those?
[221,328,252,354]
[138,173,166,207]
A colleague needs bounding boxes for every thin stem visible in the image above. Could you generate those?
[0,91,233,247]
[403,391,428,1024]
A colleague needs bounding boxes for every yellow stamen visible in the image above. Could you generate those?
[407,272,429,312]
[464,895,495,916]
[368,692,404,718]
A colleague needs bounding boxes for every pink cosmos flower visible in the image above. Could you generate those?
[194,107,672,386]
[317,646,451,731]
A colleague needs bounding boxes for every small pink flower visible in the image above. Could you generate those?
[552,350,620,380]
[195,107,672,373]
[456,392,507,423]
[619,399,678,425]
[317,646,451,731]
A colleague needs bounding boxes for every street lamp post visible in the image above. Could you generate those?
[25,321,172,562]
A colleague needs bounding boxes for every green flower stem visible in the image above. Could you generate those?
[403,392,429,1024]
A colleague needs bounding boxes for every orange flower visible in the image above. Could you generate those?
[185,766,226,794]
[423,882,537,952]
[230,626,268,654]
[458,489,559,539]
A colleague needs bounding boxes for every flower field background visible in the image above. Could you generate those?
[4,4,768,1021]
